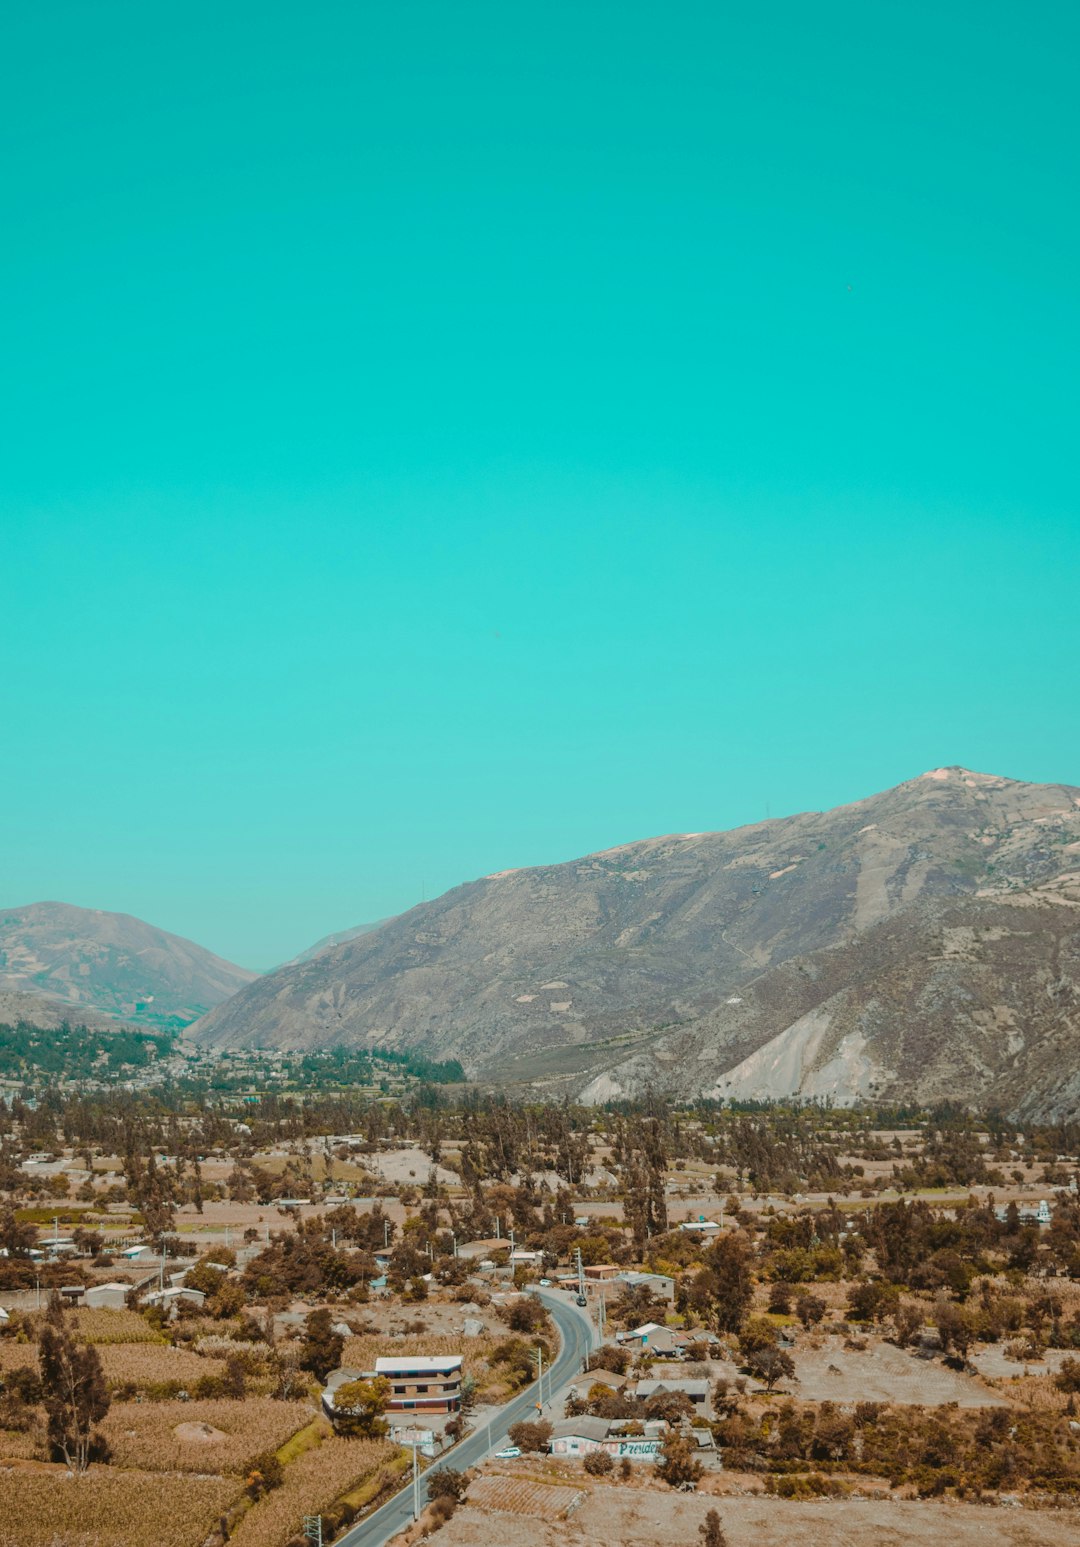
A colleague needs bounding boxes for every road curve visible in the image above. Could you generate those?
[334,1288,594,1547]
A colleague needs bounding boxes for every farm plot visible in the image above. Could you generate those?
[227,1434,399,1547]
[101,1398,311,1474]
[0,1468,237,1547]
[467,1475,585,1518]
[98,1342,226,1390]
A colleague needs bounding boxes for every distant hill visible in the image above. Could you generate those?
[0,902,256,1028]
[190,768,1080,1117]
[286,918,396,966]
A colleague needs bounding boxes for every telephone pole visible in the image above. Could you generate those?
[302,1516,322,1547]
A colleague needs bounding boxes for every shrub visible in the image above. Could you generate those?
[583,1449,613,1475]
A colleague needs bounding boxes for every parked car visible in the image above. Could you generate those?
[494,1446,521,1459]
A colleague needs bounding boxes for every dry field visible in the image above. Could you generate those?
[791,1336,1008,1406]
[0,1468,237,1547]
[436,1485,1080,1547]
[227,1434,399,1547]
[100,1397,312,1473]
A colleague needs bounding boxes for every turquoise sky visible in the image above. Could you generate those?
[2,3,1077,967]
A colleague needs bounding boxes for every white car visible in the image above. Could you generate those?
[494,1446,521,1459]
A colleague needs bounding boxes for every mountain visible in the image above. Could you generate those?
[0,902,257,1028]
[287,918,396,966]
[191,768,1080,1115]
[579,879,1080,1120]
[0,988,143,1036]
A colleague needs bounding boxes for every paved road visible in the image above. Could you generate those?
[334,1289,594,1547]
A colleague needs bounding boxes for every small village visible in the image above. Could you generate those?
[3,1087,1080,1547]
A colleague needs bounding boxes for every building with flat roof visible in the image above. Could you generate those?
[373,1355,463,1413]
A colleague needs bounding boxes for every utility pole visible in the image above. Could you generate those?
[532,1345,544,1411]
[411,1440,420,1520]
[302,1515,323,1547]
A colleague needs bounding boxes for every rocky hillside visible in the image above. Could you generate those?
[579,878,1080,1120]
[191,768,1080,1116]
[0,902,256,1027]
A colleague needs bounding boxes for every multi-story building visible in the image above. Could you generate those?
[373,1355,463,1413]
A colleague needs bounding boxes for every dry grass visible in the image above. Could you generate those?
[100,1398,313,1474]
[0,1427,41,1459]
[993,1372,1071,1413]
[0,1341,40,1375]
[0,1468,237,1547]
[227,1435,398,1547]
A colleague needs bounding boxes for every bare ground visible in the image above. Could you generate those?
[792,1336,1008,1406]
[437,1486,1080,1547]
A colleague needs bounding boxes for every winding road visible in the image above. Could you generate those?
[333,1288,595,1547]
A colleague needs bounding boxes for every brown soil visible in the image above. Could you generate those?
[172,1422,228,1443]
[437,1485,1080,1546]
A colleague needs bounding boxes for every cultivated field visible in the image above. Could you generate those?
[0,1468,237,1547]
[100,1397,312,1473]
[227,1434,399,1547]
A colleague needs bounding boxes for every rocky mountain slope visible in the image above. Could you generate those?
[0,902,256,1027]
[192,768,1080,1115]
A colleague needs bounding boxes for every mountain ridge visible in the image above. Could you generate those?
[190,767,1080,1118]
[0,901,257,1028]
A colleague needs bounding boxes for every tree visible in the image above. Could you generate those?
[37,1294,110,1472]
[427,1468,467,1502]
[1055,1356,1080,1395]
[583,1449,613,1475]
[655,1431,703,1489]
[507,1418,552,1452]
[701,1233,755,1333]
[331,1376,389,1437]
[699,1509,729,1547]
[739,1318,795,1392]
[299,1309,344,1384]
[246,1450,283,1498]
[795,1293,826,1328]
[744,1344,795,1393]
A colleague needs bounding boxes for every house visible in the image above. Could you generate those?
[324,1355,463,1418]
[84,1282,130,1310]
[678,1219,721,1236]
[144,1286,206,1312]
[373,1355,463,1413]
[613,1270,675,1304]
[548,1417,663,1462]
[119,1245,149,1261]
[548,1417,611,1456]
[583,1264,621,1282]
[617,1321,679,1354]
